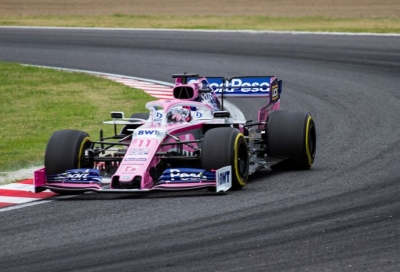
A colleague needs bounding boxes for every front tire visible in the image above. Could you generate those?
[201,127,249,190]
[45,130,92,194]
[120,112,149,135]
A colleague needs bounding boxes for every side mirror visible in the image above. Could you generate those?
[111,112,124,119]
[213,111,230,118]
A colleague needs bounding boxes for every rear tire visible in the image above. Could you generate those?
[120,112,149,134]
[267,110,316,170]
[45,129,92,194]
[201,127,249,190]
[130,112,149,120]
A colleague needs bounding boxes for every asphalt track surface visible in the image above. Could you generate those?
[1,28,400,272]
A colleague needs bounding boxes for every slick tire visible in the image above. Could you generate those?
[130,112,150,120]
[267,110,316,170]
[120,112,149,135]
[45,130,92,194]
[45,129,92,175]
[201,127,249,190]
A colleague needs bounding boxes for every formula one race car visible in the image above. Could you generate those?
[34,73,316,194]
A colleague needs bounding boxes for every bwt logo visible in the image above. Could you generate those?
[218,171,231,185]
[156,112,163,119]
[210,79,270,93]
[169,169,205,181]
[138,130,160,135]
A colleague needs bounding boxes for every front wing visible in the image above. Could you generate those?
[33,167,232,194]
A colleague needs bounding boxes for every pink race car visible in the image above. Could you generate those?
[34,73,316,194]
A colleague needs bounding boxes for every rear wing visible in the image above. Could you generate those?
[188,76,282,99]
[173,74,282,116]
[202,76,282,127]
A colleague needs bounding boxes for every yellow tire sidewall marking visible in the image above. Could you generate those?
[305,116,313,167]
[78,136,91,168]
[234,133,247,186]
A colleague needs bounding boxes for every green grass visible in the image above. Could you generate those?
[0,15,399,33]
[0,62,153,172]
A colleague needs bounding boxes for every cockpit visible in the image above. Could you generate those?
[146,100,214,124]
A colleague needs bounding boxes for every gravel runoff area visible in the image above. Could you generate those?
[0,0,399,18]
[0,167,39,184]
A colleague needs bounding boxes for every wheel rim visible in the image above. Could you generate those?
[78,137,92,168]
[305,116,316,166]
[238,143,248,177]
[308,122,316,160]
[233,134,249,187]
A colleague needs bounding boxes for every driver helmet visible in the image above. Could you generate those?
[167,106,192,123]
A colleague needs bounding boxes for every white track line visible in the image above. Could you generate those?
[1,26,399,37]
